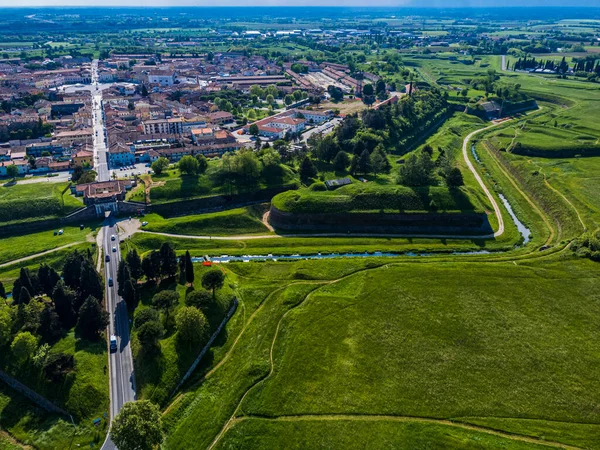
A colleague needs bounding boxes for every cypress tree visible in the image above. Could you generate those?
[185,251,194,286]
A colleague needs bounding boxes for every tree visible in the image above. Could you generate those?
[362,83,374,96]
[176,306,208,346]
[195,154,208,174]
[151,157,169,175]
[184,251,194,285]
[142,251,161,282]
[137,320,163,352]
[134,308,160,329]
[52,281,76,329]
[201,270,225,299]
[122,280,138,312]
[398,152,436,187]
[446,167,464,187]
[38,264,59,297]
[79,261,103,307]
[39,306,62,343]
[62,250,84,290]
[110,400,163,450]
[266,94,274,105]
[0,281,5,301]
[18,286,31,306]
[152,290,179,324]
[159,243,178,279]
[185,290,212,311]
[76,296,109,341]
[0,308,13,347]
[376,79,386,95]
[370,146,390,175]
[126,250,143,281]
[11,332,38,365]
[357,149,372,175]
[299,156,318,182]
[6,164,19,180]
[284,95,294,106]
[117,260,131,297]
[248,123,259,137]
[333,151,350,172]
[178,155,200,175]
[141,84,149,97]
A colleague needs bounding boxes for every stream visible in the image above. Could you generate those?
[498,193,532,244]
[192,249,491,264]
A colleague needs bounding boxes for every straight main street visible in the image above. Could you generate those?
[101,219,136,450]
[91,59,110,183]
[91,60,137,450]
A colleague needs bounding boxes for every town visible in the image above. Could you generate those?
[0,4,599,450]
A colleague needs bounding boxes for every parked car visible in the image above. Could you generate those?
[141,221,149,227]
[58,229,63,235]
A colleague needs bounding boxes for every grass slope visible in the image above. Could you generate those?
[272,184,481,214]
[142,206,270,237]
[0,182,82,226]
[163,257,600,450]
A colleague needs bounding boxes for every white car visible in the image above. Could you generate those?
[58,229,64,235]
[111,234,116,241]
[141,221,149,227]
[112,246,117,252]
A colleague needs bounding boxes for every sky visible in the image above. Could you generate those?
[0,0,597,6]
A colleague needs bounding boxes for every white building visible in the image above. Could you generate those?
[142,118,184,135]
[147,70,176,86]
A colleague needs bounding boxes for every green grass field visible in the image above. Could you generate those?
[163,256,600,449]
[142,205,270,237]
[0,182,83,226]
[0,223,99,266]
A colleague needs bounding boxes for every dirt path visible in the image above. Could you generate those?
[0,242,83,269]
[230,415,583,450]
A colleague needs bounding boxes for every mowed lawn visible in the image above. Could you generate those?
[165,257,600,449]
[0,181,83,225]
[0,223,98,266]
[142,206,270,237]
[242,260,600,422]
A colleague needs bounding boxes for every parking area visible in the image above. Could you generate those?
[301,117,343,142]
[109,162,153,179]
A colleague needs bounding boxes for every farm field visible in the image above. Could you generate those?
[164,256,600,450]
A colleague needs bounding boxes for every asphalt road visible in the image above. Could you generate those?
[91,60,110,183]
[92,60,137,450]
[101,221,137,450]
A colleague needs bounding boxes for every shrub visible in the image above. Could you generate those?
[309,181,327,191]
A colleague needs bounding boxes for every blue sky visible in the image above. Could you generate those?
[0,0,597,6]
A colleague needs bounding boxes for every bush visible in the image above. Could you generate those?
[134,308,160,329]
[185,290,212,310]
[309,181,327,191]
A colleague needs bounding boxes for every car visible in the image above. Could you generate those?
[110,335,117,352]
[105,254,110,262]
[141,221,149,227]
[108,277,113,287]
[111,234,116,241]
[112,246,117,252]
[58,229,63,235]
